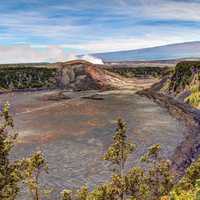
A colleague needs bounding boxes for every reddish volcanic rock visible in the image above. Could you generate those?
[85,65,139,90]
[57,60,156,91]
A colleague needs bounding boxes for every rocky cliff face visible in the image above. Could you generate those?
[137,88,200,174]
[56,60,140,90]
[152,61,200,109]
[57,60,101,90]
[136,61,200,174]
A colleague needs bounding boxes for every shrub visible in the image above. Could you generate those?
[0,103,47,200]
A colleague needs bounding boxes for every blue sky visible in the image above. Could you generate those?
[1,0,200,63]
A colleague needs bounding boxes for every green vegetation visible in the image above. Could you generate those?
[62,120,174,200]
[158,61,200,109]
[0,103,47,200]
[169,62,200,93]
[185,85,200,108]
[103,119,135,176]
[106,67,171,78]
[0,67,57,90]
[103,119,135,200]
[1,104,200,200]
[169,157,200,199]
[0,63,49,68]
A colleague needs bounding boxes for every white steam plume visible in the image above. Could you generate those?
[78,54,104,64]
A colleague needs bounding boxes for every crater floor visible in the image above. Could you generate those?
[0,90,187,199]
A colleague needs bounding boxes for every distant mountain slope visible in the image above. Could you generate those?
[92,41,200,62]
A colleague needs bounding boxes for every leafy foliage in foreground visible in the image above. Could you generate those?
[1,105,200,200]
[168,157,200,200]
[61,120,174,200]
[0,103,47,200]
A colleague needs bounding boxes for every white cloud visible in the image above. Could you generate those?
[0,11,82,40]
[0,45,104,64]
[1,28,200,64]
[61,29,200,53]
[112,0,200,21]
[1,0,200,63]
[0,45,67,64]
[142,1,200,21]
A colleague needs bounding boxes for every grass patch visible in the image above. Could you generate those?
[185,86,200,108]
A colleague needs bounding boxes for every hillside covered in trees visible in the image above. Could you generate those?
[149,61,200,109]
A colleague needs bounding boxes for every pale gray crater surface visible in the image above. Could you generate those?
[0,90,187,199]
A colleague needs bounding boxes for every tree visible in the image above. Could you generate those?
[76,185,89,200]
[0,103,188,200]
[61,119,135,200]
[20,152,48,200]
[61,119,175,200]
[125,167,149,200]
[104,119,135,177]
[169,157,200,200]
[103,118,135,200]
[0,102,21,200]
[0,103,47,200]
[61,189,72,200]
[142,145,174,199]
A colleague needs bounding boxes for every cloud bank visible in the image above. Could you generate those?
[0,45,67,63]
[0,0,200,63]
[0,45,104,64]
